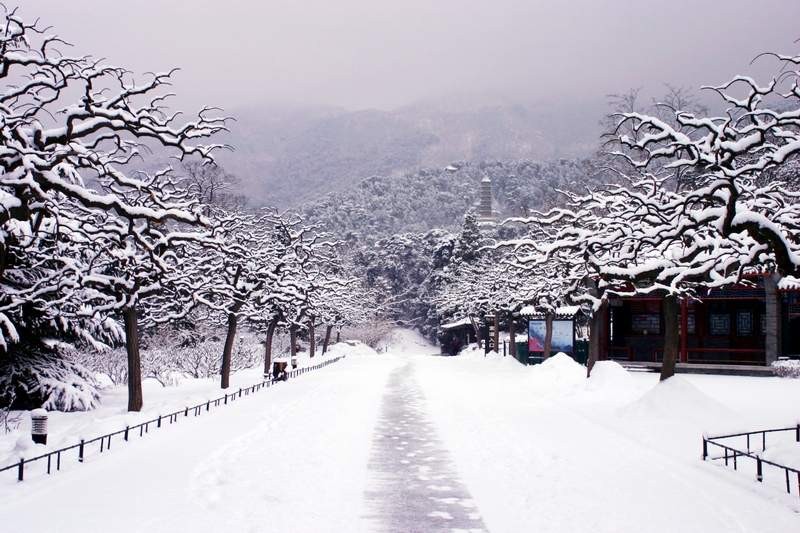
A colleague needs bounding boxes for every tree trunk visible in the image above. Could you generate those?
[263,319,278,376]
[660,294,680,381]
[123,306,143,412]
[587,300,607,378]
[509,319,517,358]
[221,265,242,389]
[543,313,554,359]
[322,325,333,354]
[336,329,340,343]
[290,326,298,363]
[220,312,237,389]
[308,320,316,358]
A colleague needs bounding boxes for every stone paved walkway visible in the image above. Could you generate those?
[362,363,489,533]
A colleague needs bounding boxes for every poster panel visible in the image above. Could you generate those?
[528,319,574,353]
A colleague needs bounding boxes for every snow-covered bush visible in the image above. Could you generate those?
[0,347,100,411]
[75,329,263,385]
[339,319,395,349]
[772,359,800,378]
[0,397,22,433]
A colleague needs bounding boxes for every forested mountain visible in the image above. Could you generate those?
[216,99,603,207]
[298,158,612,338]
[301,159,610,242]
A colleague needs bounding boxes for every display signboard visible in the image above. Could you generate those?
[484,314,498,354]
[528,319,574,354]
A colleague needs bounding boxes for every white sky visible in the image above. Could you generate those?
[27,0,800,112]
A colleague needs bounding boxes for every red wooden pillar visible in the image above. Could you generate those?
[679,298,689,363]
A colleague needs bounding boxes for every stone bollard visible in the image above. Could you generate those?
[31,408,48,445]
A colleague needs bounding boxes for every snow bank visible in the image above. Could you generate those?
[586,360,632,392]
[528,352,586,392]
[621,376,731,421]
[762,443,800,470]
[325,341,378,358]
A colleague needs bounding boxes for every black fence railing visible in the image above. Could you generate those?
[0,355,345,483]
[703,424,800,498]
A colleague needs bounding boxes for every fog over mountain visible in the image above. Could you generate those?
[34,0,800,207]
[216,97,605,206]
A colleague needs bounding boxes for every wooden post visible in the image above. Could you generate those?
[509,319,517,358]
[123,305,143,412]
[493,313,500,354]
[765,274,782,365]
[680,297,689,363]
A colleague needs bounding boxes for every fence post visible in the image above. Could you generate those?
[157,415,162,428]
[224,393,228,405]
[756,456,763,482]
[17,458,23,482]
[125,426,129,441]
[78,439,85,463]
[796,424,799,442]
[702,438,707,461]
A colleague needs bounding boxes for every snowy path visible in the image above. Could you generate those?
[0,353,401,533]
[362,362,488,532]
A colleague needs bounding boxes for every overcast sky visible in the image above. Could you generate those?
[29,0,800,113]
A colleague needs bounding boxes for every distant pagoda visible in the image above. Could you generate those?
[477,175,496,224]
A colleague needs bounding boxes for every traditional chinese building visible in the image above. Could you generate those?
[598,275,800,367]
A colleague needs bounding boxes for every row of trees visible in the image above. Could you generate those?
[434,49,800,380]
[0,8,371,411]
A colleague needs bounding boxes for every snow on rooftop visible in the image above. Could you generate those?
[519,305,580,318]
[778,275,800,292]
[441,317,473,330]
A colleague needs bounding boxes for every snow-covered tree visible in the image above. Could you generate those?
[0,7,228,409]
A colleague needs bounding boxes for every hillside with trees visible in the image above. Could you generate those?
[301,158,611,242]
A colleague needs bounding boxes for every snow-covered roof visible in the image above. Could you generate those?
[778,276,800,292]
[519,305,581,318]
[440,317,473,330]
[481,176,491,183]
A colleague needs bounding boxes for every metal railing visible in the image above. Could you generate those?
[703,425,800,498]
[0,355,345,483]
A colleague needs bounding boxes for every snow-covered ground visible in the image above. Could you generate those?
[0,347,355,469]
[0,331,798,532]
[415,345,800,533]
